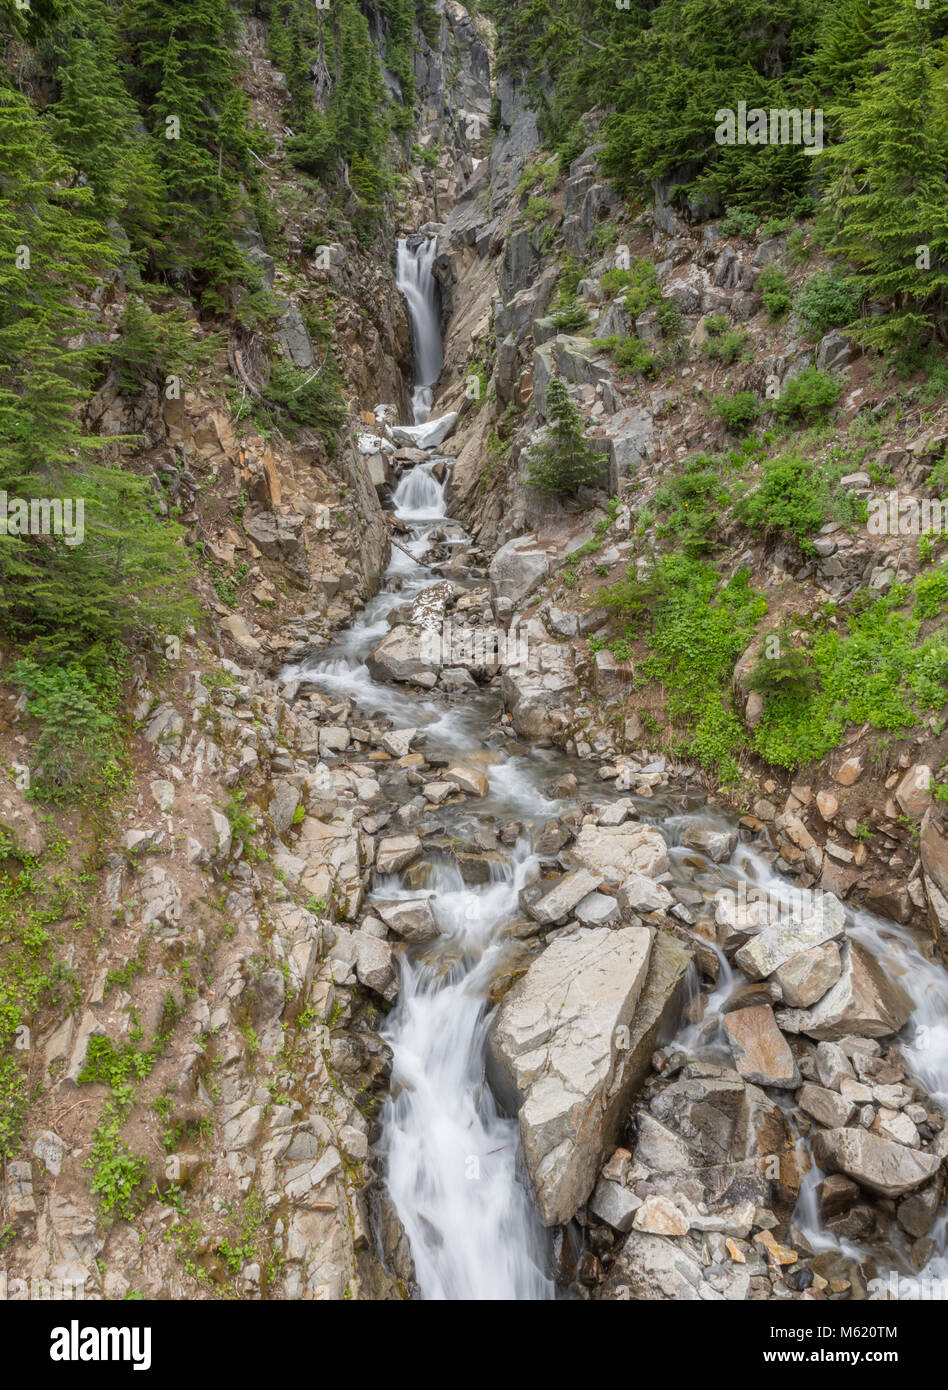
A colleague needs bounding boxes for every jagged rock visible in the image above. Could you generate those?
[588,1177,641,1232]
[244,510,306,564]
[895,764,933,820]
[813,1128,941,1198]
[269,780,302,835]
[723,1004,800,1088]
[772,941,842,1008]
[920,809,948,959]
[354,933,397,1001]
[679,821,737,863]
[599,1230,722,1301]
[527,868,601,926]
[798,1082,856,1129]
[137,864,181,929]
[489,925,653,1225]
[375,898,439,942]
[389,413,458,449]
[617,873,674,916]
[563,823,669,883]
[375,835,422,876]
[574,892,621,927]
[734,893,846,980]
[777,940,913,1040]
[367,626,440,687]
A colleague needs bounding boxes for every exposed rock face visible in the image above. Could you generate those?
[813,1128,941,1198]
[488,535,551,614]
[500,617,577,742]
[489,925,653,1225]
[920,808,948,960]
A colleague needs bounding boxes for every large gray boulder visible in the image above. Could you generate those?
[777,940,914,1040]
[367,626,440,687]
[563,822,669,883]
[490,925,653,1225]
[488,535,551,613]
[813,1128,941,1198]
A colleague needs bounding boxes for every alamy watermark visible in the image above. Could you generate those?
[715,103,823,153]
[419,620,530,670]
[714,881,831,928]
[0,492,84,547]
[867,491,948,537]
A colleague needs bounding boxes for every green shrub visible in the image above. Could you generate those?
[523,196,554,227]
[746,642,822,701]
[652,456,732,556]
[714,390,760,433]
[758,265,793,318]
[111,296,222,394]
[795,272,862,340]
[593,334,659,377]
[700,318,750,363]
[736,454,828,550]
[718,206,759,239]
[771,367,841,425]
[255,359,345,442]
[9,656,124,804]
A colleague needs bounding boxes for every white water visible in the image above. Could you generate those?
[395,236,442,424]
[379,852,555,1299]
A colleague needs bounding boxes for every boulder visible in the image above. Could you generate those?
[812,1128,941,1199]
[777,941,913,1040]
[772,941,842,1008]
[797,1082,856,1129]
[564,822,669,883]
[588,1178,641,1233]
[367,626,440,687]
[375,898,438,943]
[723,1004,800,1088]
[734,892,846,980]
[526,868,601,926]
[489,925,653,1225]
[488,536,551,612]
[680,821,737,864]
[444,765,489,797]
[375,835,423,876]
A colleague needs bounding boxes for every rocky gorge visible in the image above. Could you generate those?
[2,0,947,1310]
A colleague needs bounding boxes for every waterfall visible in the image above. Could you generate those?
[396,236,443,424]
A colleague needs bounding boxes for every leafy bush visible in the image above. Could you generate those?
[526,377,608,496]
[758,265,793,318]
[256,359,345,441]
[795,272,862,340]
[736,454,828,551]
[771,367,841,425]
[111,296,222,395]
[700,317,749,363]
[714,390,760,433]
[9,655,124,803]
[523,196,554,227]
[652,456,732,556]
[593,334,659,377]
[718,206,759,239]
[746,642,822,701]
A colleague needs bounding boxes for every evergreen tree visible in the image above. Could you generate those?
[817,1,948,346]
[526,378,608,497]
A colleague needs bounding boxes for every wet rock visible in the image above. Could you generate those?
[574,892,621,927]
[599,1230,722,1301]
[564,823,669,883]
[897,1183,941,1239]
[375,898,439,942]
[617,873,673,916]
[489,924,653,1225]
[819,1173,861,1219]
[354,933,397,1001]
[367,626,440,687]
[527,868,602,927]
[734,893,846,980]
[812,1128,941,1198]
[815,1041,855,1090]
[633,1194,690,1236]
[777,940,913,1040]
[772,941,842,1008]
[679,822,737,864]
[723,1004,800,1089]
[444,765,488,797]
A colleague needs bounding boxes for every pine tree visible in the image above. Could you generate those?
[817,1,948,346]
[526,378,608,497]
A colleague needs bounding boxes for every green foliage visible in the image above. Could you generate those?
[758,265,793,318]
[594,335,659,378]
[699,316,750,363]
[111,296,222,395]
[9,656,124,804]
[746,640,822,700]
[718,207,759,240]
[771,367,842,425]
[736,453,830,550]
[602,554,767,784]
[651,454,732,556]
[794,271,862,339]
[754,577,948,768]
[250,359,345,444]
[816,1,948,348]
[526,378,608,496]
[714,391,761,433]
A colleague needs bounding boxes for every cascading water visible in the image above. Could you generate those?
[395,236,443,424]
[281,229,948,1301]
